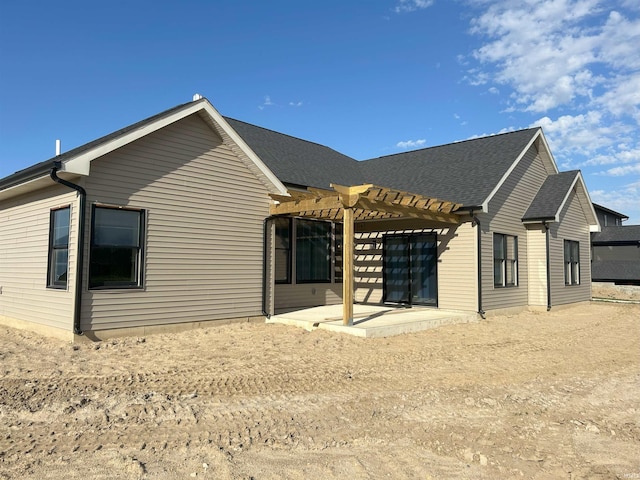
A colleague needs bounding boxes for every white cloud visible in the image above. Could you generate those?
[289,101,303,107]
[580,148,640,167]
[258,95,275,110]
[394,0,434,13]
[597,162,640,176]
[488,86,500,94]
[396,139,427,149]
[590,181,640,223]
[468,1,640,116]
[466,0,640,192]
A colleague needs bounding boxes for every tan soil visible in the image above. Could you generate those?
[592,283,640,301]
[1,302,639,479]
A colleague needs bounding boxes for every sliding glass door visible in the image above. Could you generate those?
[383,233,437,306]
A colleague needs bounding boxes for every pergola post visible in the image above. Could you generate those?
[342,206,354,326]
[268,183,462,328]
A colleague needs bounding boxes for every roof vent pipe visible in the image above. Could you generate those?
[55,139,61,156]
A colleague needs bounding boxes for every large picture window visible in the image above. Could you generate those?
[493,233,518,287]
[296,219,331,283]
[274,217,291,284]
[564,240,580,285]
[47,206,71,288]
[89,206,144,289]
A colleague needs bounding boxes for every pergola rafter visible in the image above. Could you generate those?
[270,184,462,223]
[268,184,463,326]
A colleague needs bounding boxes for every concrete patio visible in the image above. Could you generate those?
[266,304,479,338]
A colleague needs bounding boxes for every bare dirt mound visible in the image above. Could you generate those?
[1,302,639,479]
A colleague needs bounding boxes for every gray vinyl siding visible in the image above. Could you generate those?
[548,190,592,305]
[0,185,78,331]
[593,245,640,261]
[80,113,271,331]
[481,144,552,311]
[526,225,547,306]
[274,283,342,311]
[353,219,477,312]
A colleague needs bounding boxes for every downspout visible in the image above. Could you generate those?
[262,215,278,318]
[50,161,86,335]
[471,213,485,319]
[543,221,551,311]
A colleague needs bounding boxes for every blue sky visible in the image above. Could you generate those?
[1,0,639,222]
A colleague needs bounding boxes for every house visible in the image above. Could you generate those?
[593,203,627,227]
[590,204,640,285]
[0,97,600,340]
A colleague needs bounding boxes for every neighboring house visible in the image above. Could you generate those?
[593,203,627,227]
[590,205,640,285]
[0,97,600,340]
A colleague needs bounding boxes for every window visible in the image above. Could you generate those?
[89,206,144,288]
[296,219,331,283]
[493,233,518,287]
[274,217,291,284]
[564,240,580,285]
[334,223,343,283]
[47,207,71,288]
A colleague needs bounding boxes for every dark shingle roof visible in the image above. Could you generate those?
[359,128,540,207]
[592,203,628,220]
[522,170,579,221]
[592,226,640,244]
[1,97,545,209]
[591,260,640,282]
[224,118,364,190]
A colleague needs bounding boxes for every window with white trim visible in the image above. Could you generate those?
[564,240,580,285]
[493,233,518,287]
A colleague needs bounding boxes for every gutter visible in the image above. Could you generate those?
[543,222,552,311]
[471,213,485,319]
[50,162,86,335]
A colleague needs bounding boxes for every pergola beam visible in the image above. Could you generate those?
[268,184,462,327]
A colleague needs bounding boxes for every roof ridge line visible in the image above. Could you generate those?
[363,127,541,162]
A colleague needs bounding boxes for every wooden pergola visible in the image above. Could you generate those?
[269,184,462,326]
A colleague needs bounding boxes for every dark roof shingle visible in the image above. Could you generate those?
[224,118,364,190]
[522,170,579,221]
[359,128,540,207]
[591,260,640,282]
[592,226,640,244]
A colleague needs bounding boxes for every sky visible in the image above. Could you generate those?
[1,0,639,223]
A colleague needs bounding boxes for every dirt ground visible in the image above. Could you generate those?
[1,301,639,480]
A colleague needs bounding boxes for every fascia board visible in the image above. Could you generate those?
[481,129,560,213]
[0,175,50,201]
[481,128,541,212]
[57,99,288,197]
[553,173,580,223]
[199,103,289,196]
[536,130,559,174]
[61,102,208,176]
[553,171,601,232]
[0,171,81,201]
[576,172,601,232]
